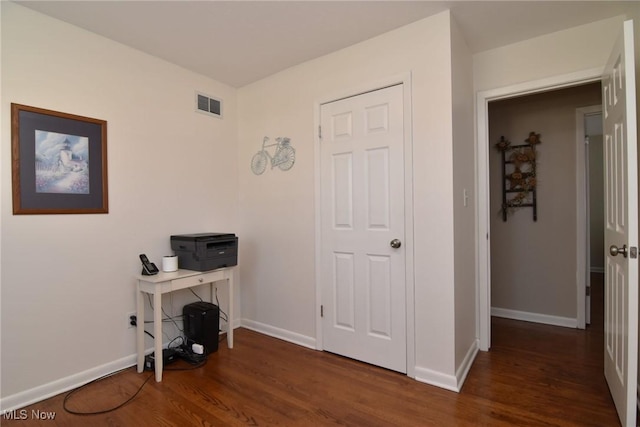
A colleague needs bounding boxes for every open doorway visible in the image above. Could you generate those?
[487,82,602,331]
[582,108,604,325]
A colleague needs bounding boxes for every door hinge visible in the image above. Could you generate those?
[586,286,591,296]
[318,125,322,140]
[320,305,324,317]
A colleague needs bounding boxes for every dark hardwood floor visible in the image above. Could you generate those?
[2,273,619,426]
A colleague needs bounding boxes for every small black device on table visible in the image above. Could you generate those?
[139,253,159,275]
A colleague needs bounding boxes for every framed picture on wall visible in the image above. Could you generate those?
[11,103,108,214]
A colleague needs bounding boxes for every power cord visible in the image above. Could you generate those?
[63,367,153,416]
[64,343,208,415]
[165,345,208,368]
[189,288,204,301]
[146,294,184,333]
[189,288,229,326]
[214,288,229,324]
[69,293,221,415]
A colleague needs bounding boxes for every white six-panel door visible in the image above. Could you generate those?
[320,84,406,373]
[602,20,638,427]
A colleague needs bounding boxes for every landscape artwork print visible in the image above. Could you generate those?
[35,130,89,194]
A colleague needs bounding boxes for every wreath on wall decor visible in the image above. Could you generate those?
[495,132,541,221]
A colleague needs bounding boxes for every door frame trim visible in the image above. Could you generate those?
[576,105,602,329]
[314,72,415,378]
[476,67,602,351]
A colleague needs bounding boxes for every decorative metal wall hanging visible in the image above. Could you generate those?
[496,132,541,221]
[251,136,296,175]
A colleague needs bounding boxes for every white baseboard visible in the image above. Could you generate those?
[413,339,479,393]
[414,365,459,392]
[492,307,578,328]
[240,318,316,349]
[0,324,245,413]
[456,339,479,391]
[0,354,137,413]
[241,319,468,395]
[4,319,465,412]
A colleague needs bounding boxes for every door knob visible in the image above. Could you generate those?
[390,239,402,249]
[610,244,628,258]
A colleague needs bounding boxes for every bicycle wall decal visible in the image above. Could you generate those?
[251,136,296,175]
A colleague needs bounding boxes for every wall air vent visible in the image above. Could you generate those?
[195,91,222,118]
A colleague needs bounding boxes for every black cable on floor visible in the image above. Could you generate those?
[62,368,153,416]
[63,356,208,415]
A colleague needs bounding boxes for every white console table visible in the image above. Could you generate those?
[136,267,234,381]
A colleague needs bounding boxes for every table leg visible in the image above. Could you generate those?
[228,273,233,348]
[136,284,145,373]
[153,290,163,381]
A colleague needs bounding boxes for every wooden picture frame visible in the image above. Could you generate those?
[11,103,108,214]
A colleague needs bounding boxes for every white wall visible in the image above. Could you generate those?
[1,3,238,407]
[474,16,627,92]
[237,11,463,387]
[450,17,477,375]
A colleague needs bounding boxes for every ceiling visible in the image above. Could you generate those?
[12,1,638,88]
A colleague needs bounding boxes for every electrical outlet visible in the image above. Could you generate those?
[127,312,137,329]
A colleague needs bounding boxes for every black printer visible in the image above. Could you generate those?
[170,233,238,271]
